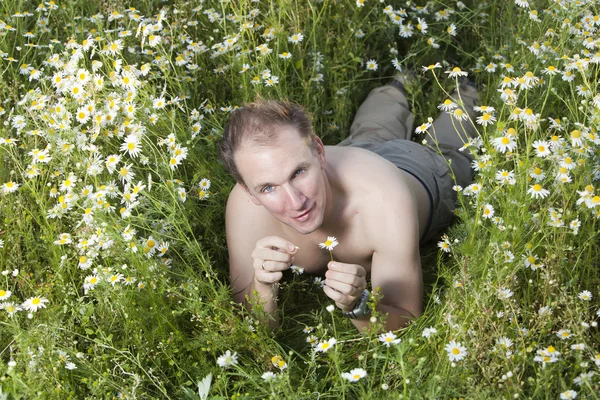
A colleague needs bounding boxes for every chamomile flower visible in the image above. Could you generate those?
[560,390,578,399]
[445,67,468,78]
[288,33,304,44]
[528,184,550,199]
[341,368,367,382]
[437,237,451,252]
[482,204,495,219]
[445,340,467,362]
[532,140,551,157]
[315,337,337,353]
[365,59,378,71]
[262,371,277,381]
[492,135,517,153]
[379,331,401,347]
[578,290,592,301]
[438,99,457,112]
[0,289,11,300]
[2,182,20,194]
[422,327,437,338]
[22,296,48,312]
[217,350,238,368]
[476,112,496,127]
[319,236,338,251]
[415,122,432,134]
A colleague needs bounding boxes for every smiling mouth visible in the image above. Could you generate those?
[293,204,313,220]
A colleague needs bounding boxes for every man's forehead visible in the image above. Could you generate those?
[235,131,314,186]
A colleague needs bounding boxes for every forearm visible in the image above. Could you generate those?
[242,278,280,329]
[350,302,417,333]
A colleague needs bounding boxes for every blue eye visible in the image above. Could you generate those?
[262,185,273,193]
[294,168,305,177]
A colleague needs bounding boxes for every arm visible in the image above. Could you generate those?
[367,185,423,331]
[322,185,423,332]
[225,186,296,329]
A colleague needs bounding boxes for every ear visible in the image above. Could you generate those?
[314,135,327,169]
[238,182,262,206]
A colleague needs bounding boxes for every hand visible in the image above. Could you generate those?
[251,236,297,286]
[323,261,367,312]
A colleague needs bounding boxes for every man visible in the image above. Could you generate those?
[219,74,479,331]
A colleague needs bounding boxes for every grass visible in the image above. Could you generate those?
[0,0,599,398]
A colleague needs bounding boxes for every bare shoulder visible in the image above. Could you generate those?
[325,145,422,245]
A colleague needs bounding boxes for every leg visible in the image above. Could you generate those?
[337,84,414,146]
[426,82,479,150]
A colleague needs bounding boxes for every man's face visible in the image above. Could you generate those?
[235,125,328,235]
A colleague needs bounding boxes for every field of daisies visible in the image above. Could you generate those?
[0,0,599,398]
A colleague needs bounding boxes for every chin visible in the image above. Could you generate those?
[288,213,323,235]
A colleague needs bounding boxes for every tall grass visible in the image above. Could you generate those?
[0,0,599,398]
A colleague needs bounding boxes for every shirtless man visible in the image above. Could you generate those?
[219,77,479,332]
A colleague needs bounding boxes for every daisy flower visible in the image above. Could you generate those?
[415,122,432,134]
[0,289,11,300]
[262,371,277,382]
[560,390,578,400]
[315,337,337,353]
[379,331,401,347]
[438,99,457,112]
[217,350,238,368]
[528,184,550,199]
[482,204,495,219]
[578,290,592,301]
[421,327,437,338]
[422,62,442,71]
[492,135,517,153]
[365,59,378,71]
[437,238,451,252]
[1,302,18,317]
[271,355,287,370]
[22,296,49,312]
[288,33,304,44]
[319,236,338,251]
[532,140,551,157]
[2,182,20,194]
[445,67,468,78]
[556,329,571,340]
[476,112,496,127]
[341,368,367,382]
[450,108,468,121]
[445,340,467,362]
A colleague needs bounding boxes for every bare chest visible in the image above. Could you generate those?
[285,229,374,275]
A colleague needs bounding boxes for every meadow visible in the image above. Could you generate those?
[0,0,599,398]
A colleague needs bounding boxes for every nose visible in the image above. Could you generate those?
[285,183,306,210]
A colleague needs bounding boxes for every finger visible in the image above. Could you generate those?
[327,261,366,277]
[255,271,283,285]
[252,248,294,264]
[257,236,298,254]
[325,270,364,288]
[323,286,356,308]
[324,279,362,297]
[256,259,292,272]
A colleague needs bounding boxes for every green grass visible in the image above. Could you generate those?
[0,0,599,398]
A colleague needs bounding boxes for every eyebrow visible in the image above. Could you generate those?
[253,162,309,192]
